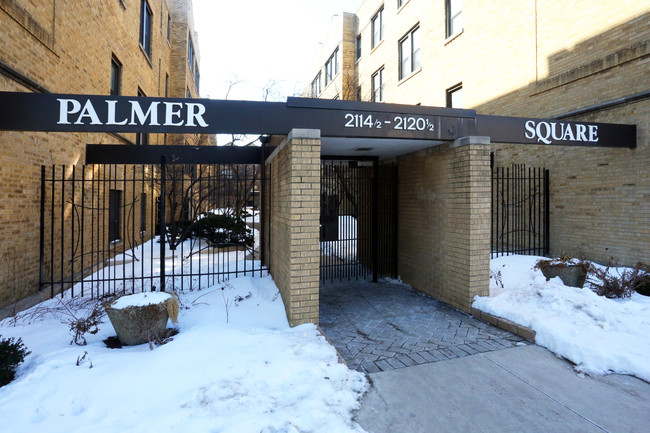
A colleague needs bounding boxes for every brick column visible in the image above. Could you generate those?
[265,129,321,326]
[397,137,491,311]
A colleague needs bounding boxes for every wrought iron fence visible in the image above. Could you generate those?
[39,161,265,299]
[491,164,549,257]
[319,159,397,282]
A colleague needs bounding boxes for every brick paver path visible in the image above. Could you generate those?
[319,279,526,373]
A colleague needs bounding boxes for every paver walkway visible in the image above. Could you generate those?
[319,279,525,373]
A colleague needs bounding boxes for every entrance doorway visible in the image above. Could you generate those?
[319,158,397,283]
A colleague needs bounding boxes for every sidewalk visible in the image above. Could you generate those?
[355,344,650,433]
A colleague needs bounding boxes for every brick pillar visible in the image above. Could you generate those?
[397,137,491,311]
[265,129,321,326]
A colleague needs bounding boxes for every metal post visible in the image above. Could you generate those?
[39,165,45,290]
[259,143,266,272]
[372,158,379,283]
[159,156,167,292]
[544,169,550,255]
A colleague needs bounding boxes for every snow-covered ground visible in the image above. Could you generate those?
[0,248,367,432]
[474,255,650,382]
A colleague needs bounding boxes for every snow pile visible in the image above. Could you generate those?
[0,276,368,433]
[475,255,650,381]
[110,291,171,309]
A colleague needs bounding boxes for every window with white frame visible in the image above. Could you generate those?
[311,72,321,97]
[325,47,339,85]
[399,25,420,80]
[371,7,384,49]
[139,0,153,57]
[446,0,462,38]
[446,83,463,108]
[372,67,384,102]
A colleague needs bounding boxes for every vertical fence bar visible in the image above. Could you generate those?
[544,169,550,255]
[60,165,65,297]
[159,156,166,292]
[39,166,46,290]
[80,166,85,296]
[372,159,379,283]
[70,165,76,297]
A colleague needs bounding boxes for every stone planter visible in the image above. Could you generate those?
[105,292,178,346]
[537,260,590,288]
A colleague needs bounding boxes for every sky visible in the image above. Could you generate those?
[192,0,364,102]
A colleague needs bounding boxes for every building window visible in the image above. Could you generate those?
[188,37,196,76]
[446,83,463,108]
[371,8,384,49]
[397,0,405,8]
[108,189,122,242]
[372,67,384,102]
[140,192,147,233]
[325,47,339,85]
[356,86,362,101]
[399,26,420,80]
[110,55,122,96]
[311,72,321,97]
[165,73,169,97]
[195,66,200,92]
[187,87,191,98]
[167,14,171,42]
[139,0,153,57]
[446,0,462,38]
[356,35,362,60]
[136,88,149,145]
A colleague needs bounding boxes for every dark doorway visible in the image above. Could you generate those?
[319,158,397,282]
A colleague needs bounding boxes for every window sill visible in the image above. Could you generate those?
[396,0,411,14]
[444,29,463,46]
[139,45,154,68]
[370,39,384,54]
[398,67,422,86]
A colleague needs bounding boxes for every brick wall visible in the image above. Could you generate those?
[266,130,321,326]
[397,140,491,311]
[324,0,649,267]
[0,0,199,310]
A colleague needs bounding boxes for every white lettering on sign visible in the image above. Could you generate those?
[344,113,435,132]
[524,120,598,144]
[57,98,209,128]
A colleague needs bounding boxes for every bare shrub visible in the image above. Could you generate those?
[587,263,650,299]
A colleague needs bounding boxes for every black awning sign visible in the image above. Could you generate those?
[0,91,637,148]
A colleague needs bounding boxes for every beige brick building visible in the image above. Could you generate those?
[304,0,648,310]
[0,0,201,310]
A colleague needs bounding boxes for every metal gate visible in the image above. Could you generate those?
[40,161,265,299]
[319,159,397,282]
[491,163,549,257]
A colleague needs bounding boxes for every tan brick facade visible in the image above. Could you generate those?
[265,130,321,326]
[306,0,649,271]
[396,139,491,311]
[0,0,200,310]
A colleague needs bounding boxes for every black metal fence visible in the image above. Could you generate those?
[319,159,397,282]
[40,161,265,299]
[491,164,549,257]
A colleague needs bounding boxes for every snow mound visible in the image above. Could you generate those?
[476,255,650,381]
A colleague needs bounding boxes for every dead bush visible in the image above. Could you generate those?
[587,263,650,299]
